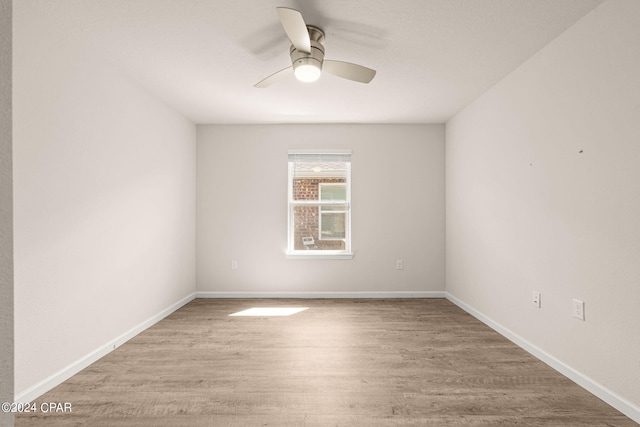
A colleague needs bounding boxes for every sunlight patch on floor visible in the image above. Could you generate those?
[229,307,309,317]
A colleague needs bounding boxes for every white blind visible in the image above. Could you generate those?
[287,150,352,163]
[289,150,351,179]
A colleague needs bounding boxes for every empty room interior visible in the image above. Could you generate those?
[2,0,640,425]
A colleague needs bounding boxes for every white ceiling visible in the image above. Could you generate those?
[22,0,604,124]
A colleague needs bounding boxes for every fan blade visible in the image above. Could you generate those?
[254,66,293,88]
[323,60,376,84]
[277,7,311,54]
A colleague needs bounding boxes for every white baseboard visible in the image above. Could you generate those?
[195,291,446,299]
[15,292,196,404]
[445,293,640,424]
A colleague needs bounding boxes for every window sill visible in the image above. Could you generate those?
[285,251,354,260]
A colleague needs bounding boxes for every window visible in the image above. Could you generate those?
[287,150,352,259]
[319,183,347,241]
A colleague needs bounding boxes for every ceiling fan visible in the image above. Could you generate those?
[254,7,377,88]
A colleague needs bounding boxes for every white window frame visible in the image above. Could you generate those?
[286,150,353,260]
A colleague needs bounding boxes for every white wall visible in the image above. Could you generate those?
[13,4,196,396]
[446,0,640,412]
[1,0,14,425]
[197,124,445,294]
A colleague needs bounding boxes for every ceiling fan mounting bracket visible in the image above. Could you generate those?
[305,25,325,44]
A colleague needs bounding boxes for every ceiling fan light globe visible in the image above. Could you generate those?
[294,63,321,82]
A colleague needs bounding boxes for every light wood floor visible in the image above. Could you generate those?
[16,299,636,426]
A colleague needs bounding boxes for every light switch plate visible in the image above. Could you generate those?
[572,299,585,320]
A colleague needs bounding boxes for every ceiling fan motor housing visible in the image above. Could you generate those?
[290,25,325,71]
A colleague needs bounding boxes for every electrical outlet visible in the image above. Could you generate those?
[395,259,404,270]
[532,291,541,308]
[231,260,238,270]
[572,299,585,321]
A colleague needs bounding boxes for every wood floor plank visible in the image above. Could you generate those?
[15,299,637,426]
